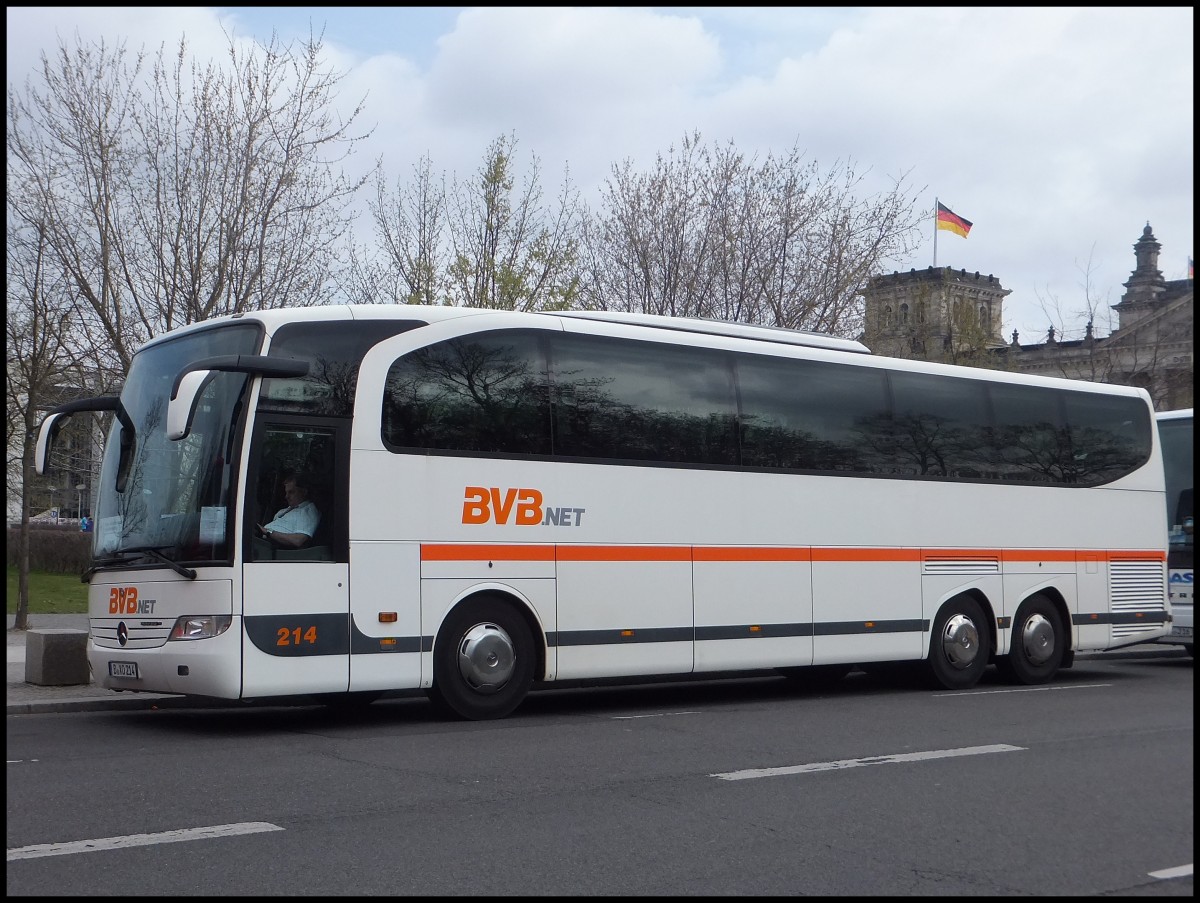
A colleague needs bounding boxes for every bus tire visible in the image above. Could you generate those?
[925,596,990,690]
[428,596,534,721]
[996,594,1064,685]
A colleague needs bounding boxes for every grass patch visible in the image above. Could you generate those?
[7,567,89,614]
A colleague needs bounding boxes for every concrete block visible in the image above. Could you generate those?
[25,628,91,686]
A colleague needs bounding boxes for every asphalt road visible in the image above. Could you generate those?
[6,646,1193,896]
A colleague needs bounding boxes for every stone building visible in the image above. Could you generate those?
[862,223,1193,411]
[862,265,1010,363]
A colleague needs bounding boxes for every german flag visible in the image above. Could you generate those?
[936,202,972,239]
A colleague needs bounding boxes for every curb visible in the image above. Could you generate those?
[7,645,1188,715]
[7,696,194,715]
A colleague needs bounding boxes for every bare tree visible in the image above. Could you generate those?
[445,132,582,311]
[579,132,925,338]
[6,28,372,373]
[5,188,100,629]
[1033,251,1187,408]
[580,131,716,318]
[6,27,372,616]
[345,153,449,305]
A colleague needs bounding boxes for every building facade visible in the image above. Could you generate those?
[862,224,1193,411]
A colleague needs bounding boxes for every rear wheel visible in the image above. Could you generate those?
[926,596,990,690]
[427,596,535,721]
[996,594,1064,684]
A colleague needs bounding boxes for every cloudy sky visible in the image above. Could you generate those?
[7,6,1194,339]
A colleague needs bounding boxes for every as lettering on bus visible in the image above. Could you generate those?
[108,586,157,614]
[461,486,586,527]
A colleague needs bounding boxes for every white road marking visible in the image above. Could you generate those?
[711,743,1025,781]
[7,822,284,861]
[612,711,701,720]
[933,684,1111,697]
[1148,863,1193,880]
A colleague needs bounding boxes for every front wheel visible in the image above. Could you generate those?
[996,594,1064,684]
[926,596,991,690]
[427,596,535,721]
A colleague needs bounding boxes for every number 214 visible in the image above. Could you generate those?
[277,626,318,646]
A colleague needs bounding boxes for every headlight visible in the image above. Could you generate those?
[169,615,232,640]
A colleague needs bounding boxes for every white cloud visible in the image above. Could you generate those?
[7,6,1193,336]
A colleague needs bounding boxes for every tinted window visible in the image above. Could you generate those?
[988,383,1067,482]
[889,371,991,478]
[1062,392,1151,485]
[550,333,737,465]
[738,356,890,472]
[1158,415,1193,537]
[261,320,424,416]
[383,330,551,455]
[378,326,1151,487]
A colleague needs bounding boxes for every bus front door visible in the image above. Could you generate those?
[240,421,351,699]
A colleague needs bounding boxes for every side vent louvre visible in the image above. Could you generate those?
[923,556,1000,575]
[1110,558,1168,639]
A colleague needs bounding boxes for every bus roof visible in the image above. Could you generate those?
[1156,408,1193,421]
[140,304,872,354]
[546,309,871,353]
[136,305,1153,401]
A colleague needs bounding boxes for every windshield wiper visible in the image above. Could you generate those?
[136,546,197,580]
[81,556,133,583]
[85,545,198,581]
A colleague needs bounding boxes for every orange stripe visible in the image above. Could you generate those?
[693,547,811,562]
[557,546,691,562]
[1107,549,1167,561]
[421,544,555,561]
[421,544,1165,564]
[922,549,1002,560]
[811,548,922,562]
[1001,550,1076,563]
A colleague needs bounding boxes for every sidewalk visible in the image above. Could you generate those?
[6,614,204,714]
[6,614,1189,715]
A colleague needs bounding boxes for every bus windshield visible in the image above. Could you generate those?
[92,323,261,563]
[1159,412,1194,554]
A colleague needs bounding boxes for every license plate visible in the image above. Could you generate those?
[1170,626,1193,638]
[108,661,139,679]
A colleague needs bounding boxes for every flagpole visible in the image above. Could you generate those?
[933,197,938,268]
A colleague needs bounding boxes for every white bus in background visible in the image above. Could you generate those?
[1156,407,1193,656]
[37,305,1171,719]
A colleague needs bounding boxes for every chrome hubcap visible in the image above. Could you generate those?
[941,614,980,670]
[1020,613,1056,665]
[456,622,516,694]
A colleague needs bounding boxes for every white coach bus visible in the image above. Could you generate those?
[1156,407,1193,655]
[37,305,1171,719]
